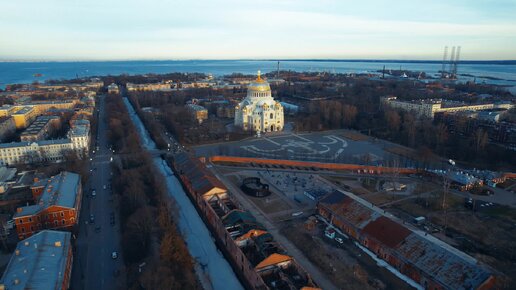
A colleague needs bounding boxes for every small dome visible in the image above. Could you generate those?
[247,70,271,92]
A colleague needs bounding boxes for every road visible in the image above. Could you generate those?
[71,95,123,290]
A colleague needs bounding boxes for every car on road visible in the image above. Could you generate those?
[91,190,96,198]
[95,225,101,233]
[89,214,95,223]
[112,251,118,259]
[335,237,344,244]
[103,185,107,190]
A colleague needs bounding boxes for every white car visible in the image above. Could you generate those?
[335,237,344,244]
[111,251,118,259]
[103,185,107,190]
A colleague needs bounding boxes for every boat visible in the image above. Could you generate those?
[33,73,43,77]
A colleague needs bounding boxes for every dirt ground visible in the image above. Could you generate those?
[280,220,415,290]
[226,174,293,215]
[386,195,516,289]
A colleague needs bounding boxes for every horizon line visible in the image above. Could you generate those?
[1,58,516,64]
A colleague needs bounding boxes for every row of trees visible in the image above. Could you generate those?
[106,94,199,290]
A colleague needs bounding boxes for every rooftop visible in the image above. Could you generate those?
[0,230,71,290]
[14,171,80,218]
[318,191,493,289]
[13,107,34,115]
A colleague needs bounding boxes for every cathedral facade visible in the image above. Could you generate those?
[234,71,284,133]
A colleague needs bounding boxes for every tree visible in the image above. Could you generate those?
[402,112,416,147]
[474,128,489,153]
[385,110,401,132]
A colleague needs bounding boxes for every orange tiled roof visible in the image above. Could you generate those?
[235,229,268,242]
[255,253,292,270]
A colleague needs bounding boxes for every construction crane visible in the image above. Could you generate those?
[441,46,448,78]
[452,46,461,79]
[448,46,456,78]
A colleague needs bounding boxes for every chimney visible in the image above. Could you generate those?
[16,208,23,213]
[54,241,61,247]
[15,250,20,256]
[33,177,39,183]
[24,241,29,246]
[14,279,20,285]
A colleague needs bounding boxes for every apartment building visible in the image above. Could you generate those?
[13,171,82,239]
[0,121,89,165]
[186,104,208,124]
[381,96,514,119]
[0,230,73,290]
[12,107,38,129]
[20,116,61,142]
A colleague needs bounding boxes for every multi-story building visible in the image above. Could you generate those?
[13,171,82,239]
[381,96,514,119]
[29,100,77,114]
[126,82,171,91]
[0,105,18,118]
[0,121,89,165]
[186,104,208,124]
[0,230,73,290]
[11,106,37,129]
[20,116,61,142]
[107,83,119,94]
[0,117,16,142]
[318,191,495,290]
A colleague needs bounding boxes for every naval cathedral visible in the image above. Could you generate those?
[234,71,284,133]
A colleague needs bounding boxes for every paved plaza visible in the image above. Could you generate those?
[194,131,408,166]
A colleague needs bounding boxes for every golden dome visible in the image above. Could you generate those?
[247,70,271,92]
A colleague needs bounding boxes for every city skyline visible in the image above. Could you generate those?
[1,0,516,61]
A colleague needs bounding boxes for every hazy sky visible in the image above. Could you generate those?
[1,0,515,60]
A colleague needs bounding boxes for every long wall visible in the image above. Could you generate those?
[209,156,418,174]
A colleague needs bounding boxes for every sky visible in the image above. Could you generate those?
[1,0,515,61]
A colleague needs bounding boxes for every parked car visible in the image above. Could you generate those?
[112,251,118,259]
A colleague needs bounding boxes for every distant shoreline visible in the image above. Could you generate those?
[1,59,516,65]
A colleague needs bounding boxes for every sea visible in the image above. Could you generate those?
[1,60,516,93]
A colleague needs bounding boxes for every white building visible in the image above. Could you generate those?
[381,96,514,119]
[0,122,90,165]
[234,71,284,133]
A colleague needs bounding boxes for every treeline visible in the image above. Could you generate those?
[105,94,199,289]
[126,93,169,150]
[101,72,206,86]
[290,93,514,170]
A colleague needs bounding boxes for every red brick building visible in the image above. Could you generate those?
[13,172,82,239]
[318,191,495,290]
